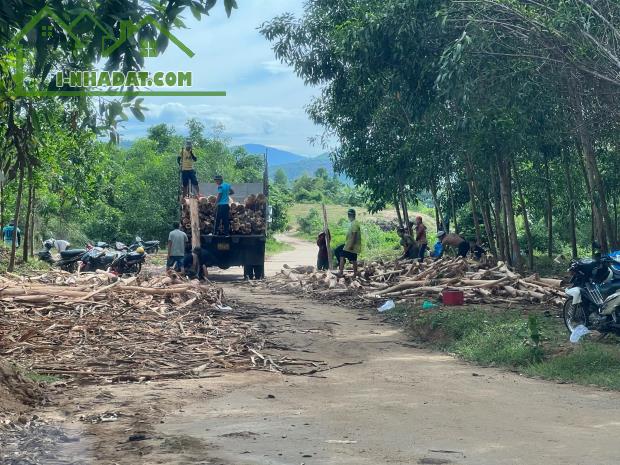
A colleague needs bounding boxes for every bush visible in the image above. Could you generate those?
[297,208,323,235]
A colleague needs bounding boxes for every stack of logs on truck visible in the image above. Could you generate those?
[181,184,268,279]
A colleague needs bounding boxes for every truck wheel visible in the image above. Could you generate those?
[243,265,254,280]
[252,265,265,280]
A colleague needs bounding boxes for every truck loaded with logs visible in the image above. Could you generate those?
[180,165,269,280]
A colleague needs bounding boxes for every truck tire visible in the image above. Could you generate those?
[243,265,254,280]
[252,265,265,280]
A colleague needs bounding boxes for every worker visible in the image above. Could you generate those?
[334,209,361,278]
[178,140,199,198]
[2,221,20,249]
[397,227,418,260]
[436,230,470,258]
[469,240,486,261]
[167,222,188,273]
[213,175,234,235]
[430,239,443,259]
[184,246,212,280]
[317,230,331,270]
[414,216,428,261]
[54,238,70,253]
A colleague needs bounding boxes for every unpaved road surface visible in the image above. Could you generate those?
[5,235,620,465]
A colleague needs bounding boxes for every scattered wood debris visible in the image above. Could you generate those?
[267,258,565,307]
[0,271,318,383]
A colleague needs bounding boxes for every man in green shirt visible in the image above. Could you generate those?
[335,208,361,278]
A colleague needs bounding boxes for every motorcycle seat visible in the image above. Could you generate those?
[143,241,159,247]
[128,252,145,260]
[60,249,86,259]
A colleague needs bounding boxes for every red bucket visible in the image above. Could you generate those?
[442,289,464,306]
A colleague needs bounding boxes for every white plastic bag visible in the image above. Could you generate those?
[378,300,395,312]
[570,324,590,343]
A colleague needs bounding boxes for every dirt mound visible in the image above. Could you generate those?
[0,362,44,414]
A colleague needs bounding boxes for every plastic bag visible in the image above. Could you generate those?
[422,300,437,310]
[378,300,395,312]
[570,324,590,343]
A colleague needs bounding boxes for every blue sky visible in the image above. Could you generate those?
[119,1,330,156]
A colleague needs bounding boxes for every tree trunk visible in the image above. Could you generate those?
[447,178,458,234]
[490,175,505,261]
[563,154,579,259]
[8,164,24,272]
[0,179,4,231]
[544,155,553,258]
[498,158,522,270]
[429,180,445,232]
[570,78,614,251]
[398,180,411,235]
[468,158,497,255]
[467,180,482,244]
[29,187,35,258]
[22,178,33,263]
[513,163,534,269]
[394,196,403,228]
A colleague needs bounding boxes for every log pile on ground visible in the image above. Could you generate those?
[181,194,267,236]
[0,271,318,383]
[268,258,565,306]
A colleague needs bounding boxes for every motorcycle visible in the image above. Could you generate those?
[37,239,87,273]
[80,246,146,275]
[563,256,620,334]
[130,236,160,254]
[109,249,146,275]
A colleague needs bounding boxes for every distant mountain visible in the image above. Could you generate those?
[242,144,307,166]
[275,153,351,185]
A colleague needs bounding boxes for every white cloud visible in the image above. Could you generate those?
[118,1,332,155]
[261,60,293,75]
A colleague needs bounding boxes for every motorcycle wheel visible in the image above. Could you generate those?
[563,299,589,333]
[61,261,78,273]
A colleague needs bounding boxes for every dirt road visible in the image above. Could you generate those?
[10,235,620,465]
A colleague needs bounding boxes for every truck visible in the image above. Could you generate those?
[181,164,269,279]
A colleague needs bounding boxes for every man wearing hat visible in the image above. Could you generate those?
[178,140,199,198]
[334,208,362,278]
[213,175,234,235]
[436,230,469,258]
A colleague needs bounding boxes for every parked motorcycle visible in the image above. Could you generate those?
[37,239,87,273]
[80,246,146,275]
[130,237,160,254]
[109,248,146,275]
[563,256,620,334]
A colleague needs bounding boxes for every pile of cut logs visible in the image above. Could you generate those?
[181,194,267,236]
[269,258,566,306]
[0,270,321,382]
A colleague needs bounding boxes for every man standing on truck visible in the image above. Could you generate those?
[167,222,188,274]
[178,140,199,198]
[213,175,234,236]
[335,209,361,278]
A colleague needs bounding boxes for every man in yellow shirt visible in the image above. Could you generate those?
[178,140,199,198]
[335,208,361,278]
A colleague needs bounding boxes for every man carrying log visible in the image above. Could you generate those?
[2,221,20,249]
[167,222,188,274]
[397,227,418,260]
[335,209,361,278]
[178,140,200,198]
[437,231,470,258]
[213,175,234,236]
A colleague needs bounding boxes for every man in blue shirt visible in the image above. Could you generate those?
[213,175,234,235]
[2,221,20,249]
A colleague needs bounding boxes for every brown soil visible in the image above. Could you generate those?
[0,362,44,415]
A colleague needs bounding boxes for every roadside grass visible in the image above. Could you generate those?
[23,370,63,384]
[266,236,294,255]
[385,305,620,390]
